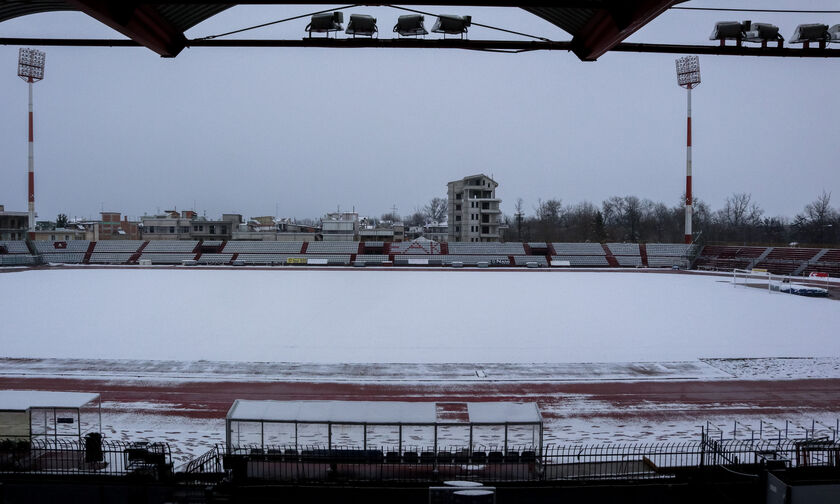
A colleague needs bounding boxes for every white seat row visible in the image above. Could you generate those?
[552,243,606,255]
[0,254,36,265]
[607,243,640,256]
[552,255,609,266]
[447,243,526,255]
[304,254,352,264]
[236,254,300,264]
[203,240,224,247]
[527,242,548,248]
[143,240,198,252]
[306,242,359,253]
[0,241,30,253]
[41,253,85,263]
[198,254,233,264]
[514,255,548,266]
[89,253,133,264]
[139,253,196,264]
[93,240,144,253]
[645,243,692,257]
[401,254,510,265]
[222,241,303,253]
[615,255,642,267]
[355,254,389,262]
[33,240,91,253]
[647,257,687,267]
[362,241,384,248]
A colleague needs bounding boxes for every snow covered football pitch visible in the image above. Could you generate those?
[2,266,840,464]
[1,267,838,363]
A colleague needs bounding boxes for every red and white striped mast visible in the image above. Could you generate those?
[17,48,46,236]
[675,55,700,245]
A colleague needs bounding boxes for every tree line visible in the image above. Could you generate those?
[506,191,839,246]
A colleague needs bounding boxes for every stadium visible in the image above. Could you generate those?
[2,0,840,503]
[2,239,840,502]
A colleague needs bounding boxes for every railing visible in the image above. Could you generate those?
[215,439,840,484]
[0,438,172,478]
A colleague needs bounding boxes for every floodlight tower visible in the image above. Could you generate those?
[675,55,700,244]
[17,48,46,233]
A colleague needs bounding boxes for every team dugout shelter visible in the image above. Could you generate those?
[226,400,543,456]
[0,390,101,442]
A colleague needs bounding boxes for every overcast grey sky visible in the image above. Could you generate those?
[1,1,838,222]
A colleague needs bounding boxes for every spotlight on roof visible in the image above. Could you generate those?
[393,14,428,37]
[306,12,343,37]
[790,23,829,48]
[345,14,377,37]
[830,24,840,43]
[743,22,783,48]
[432,14,471,38]
[709,20,750,46]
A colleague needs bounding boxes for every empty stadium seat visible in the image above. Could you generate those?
[552,243,606,255]
[305,242,360,254]
[93,240,144,253]
[143,240,198,252]
[222,241,304,254]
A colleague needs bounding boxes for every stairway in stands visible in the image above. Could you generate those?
[129,241,149,264]
[83,241,96,264]
[748,247,774,269]
[793,248,829,276]
[638,244,649,267]
[600,243,619,267]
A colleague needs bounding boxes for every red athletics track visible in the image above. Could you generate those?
[2,376,839,421]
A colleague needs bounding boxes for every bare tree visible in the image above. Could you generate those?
[423,197,447,224]
[793,191,838,244]
[514,198,524,241]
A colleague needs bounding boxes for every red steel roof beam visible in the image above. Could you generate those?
[64,0,187,57]
[572,0,677,61]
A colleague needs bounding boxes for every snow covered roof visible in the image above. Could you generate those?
[227,400,541,425]
[0,390,99,411]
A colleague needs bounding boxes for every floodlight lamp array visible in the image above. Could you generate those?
[431,15,472,37]
[675,55,700,88]
[346,14,377,37]
[393,14,428,37]
[710,20,840,48]
[309,11,471,39]
[306,12,344,36]
[18,48,45,82]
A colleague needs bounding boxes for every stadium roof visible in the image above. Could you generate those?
[0,390,100,411]
[0,0,679,60]
[227,400,543,425]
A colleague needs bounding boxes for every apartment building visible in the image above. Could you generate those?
[447,174,501,242]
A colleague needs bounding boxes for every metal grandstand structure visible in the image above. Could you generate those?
[6,239,840,276]
[2,2,840,59]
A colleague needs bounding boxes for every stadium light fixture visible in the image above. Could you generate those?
[675,55,700,88]
[18,48,45,82]
[675,55,700,245]
[345,14,377,38]
[432,15,471,38]
[393,14,428,37]
[709,21,749,47]
[306,12,344,37]
[830,24,840,43]
[17,48,45,234]
[743,22,783,48]
[790,23,829,49]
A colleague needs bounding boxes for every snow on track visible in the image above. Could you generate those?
[1,268,838,363]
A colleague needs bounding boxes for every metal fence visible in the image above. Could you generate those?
[0,438,172,478]
[207,439,840,484]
